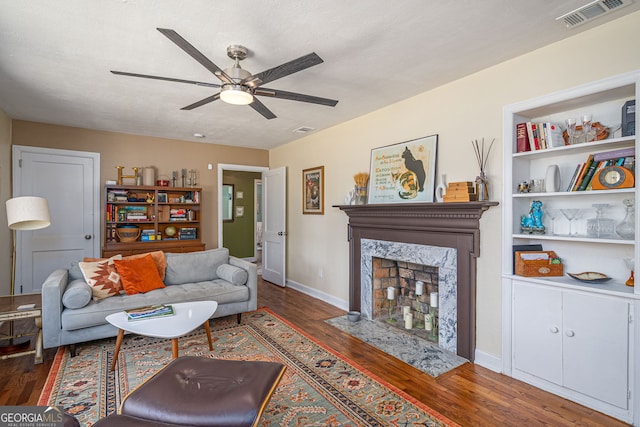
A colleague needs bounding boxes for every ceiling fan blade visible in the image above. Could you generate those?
[181,93,221,110]
[156,28,234,84]
[255,87,338,107]
[110,71,220,88]
[242,52,324,88]
[249,97,276,120]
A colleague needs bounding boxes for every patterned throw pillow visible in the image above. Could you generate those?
[79,255,123,300]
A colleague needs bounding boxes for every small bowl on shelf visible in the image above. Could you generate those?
[116,225,140,242]
[567,272,611,283]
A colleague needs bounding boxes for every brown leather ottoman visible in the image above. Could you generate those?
[94,356,286,427]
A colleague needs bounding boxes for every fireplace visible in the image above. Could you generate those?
[336,202,497,361]
[363,240,457,352]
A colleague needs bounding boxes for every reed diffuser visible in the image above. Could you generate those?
[353,172,369,205]
[472,138,495,201]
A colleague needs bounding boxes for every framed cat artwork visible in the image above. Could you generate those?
[367,135,438,204]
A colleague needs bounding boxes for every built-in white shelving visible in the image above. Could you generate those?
[501,70,640,425]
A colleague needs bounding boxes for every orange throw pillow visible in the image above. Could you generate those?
[114,254,166,295]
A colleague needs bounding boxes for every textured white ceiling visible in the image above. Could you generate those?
[0,0,638,149]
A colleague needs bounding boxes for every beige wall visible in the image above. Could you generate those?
[8,121,269,263]
[0,110,11,294]
[270,11,640,359]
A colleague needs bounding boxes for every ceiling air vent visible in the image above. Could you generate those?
[556,0,632,28]
[293,126,315,134]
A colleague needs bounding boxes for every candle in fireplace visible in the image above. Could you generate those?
[430,292,438,308]
[404,312,413,329]
[415,281,424,296]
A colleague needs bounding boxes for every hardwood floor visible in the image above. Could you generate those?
[0,278,630,426]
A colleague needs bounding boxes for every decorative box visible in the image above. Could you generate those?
[515,251,563,277]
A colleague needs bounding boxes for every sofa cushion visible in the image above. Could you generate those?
[69,261,84,281]
[61,280,249,331]
[114,254,166,295]
[164,248,229,286]
[79,255,123,300]
[62,279,93,309]
[216,264,248,286]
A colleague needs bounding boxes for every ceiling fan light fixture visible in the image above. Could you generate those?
[220,84,253,105]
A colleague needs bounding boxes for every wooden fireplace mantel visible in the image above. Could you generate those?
[335,201,498,361]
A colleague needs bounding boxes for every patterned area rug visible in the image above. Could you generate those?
[39,308,458,426]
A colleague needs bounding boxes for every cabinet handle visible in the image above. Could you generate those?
[85,235,92,240]
[549,326,559,333]
[565,330,575,337]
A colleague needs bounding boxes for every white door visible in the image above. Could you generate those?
[12,146,100,294]
[261,167,286,286]
[513,282,563,384]
[563,292,629,409]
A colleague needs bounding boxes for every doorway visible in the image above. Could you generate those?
[221,169,262,260]
[218,164,286,286]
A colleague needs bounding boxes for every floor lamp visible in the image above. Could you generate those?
[1,196,51,352]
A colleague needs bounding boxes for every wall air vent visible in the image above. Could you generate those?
[556,0,632,28]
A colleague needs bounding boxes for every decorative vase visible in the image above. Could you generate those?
[355,185,367,205]
[545,164,560,192]
[435,174,447,202]
[615,198,635,240]
[476,172,489,201]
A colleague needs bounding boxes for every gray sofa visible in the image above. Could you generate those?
[41,248,257,352]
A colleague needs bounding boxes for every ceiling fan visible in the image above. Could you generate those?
[111,28,338,119]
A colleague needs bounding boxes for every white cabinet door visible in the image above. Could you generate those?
[513,282,563,384]
[563,292,630,409]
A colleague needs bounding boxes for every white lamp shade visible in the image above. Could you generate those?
[6,196,51,230]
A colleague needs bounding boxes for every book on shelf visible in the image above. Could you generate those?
[537,123,547,149]
[543,122,565,148]
[126,304,174,321]
[526,122,540,150]
[593,147,635,162]
[565,164,582,192]
[516,123,530,152]
[575,154,595,191]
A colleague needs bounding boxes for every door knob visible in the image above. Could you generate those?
[565,330,575,337]
[85,235,92,240]
[549,326,559,333]
[277,231,288,236]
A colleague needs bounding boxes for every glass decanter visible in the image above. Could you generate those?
[616,198,635,240]
[586,204,615,238]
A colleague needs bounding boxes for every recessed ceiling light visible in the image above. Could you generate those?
[193,133,205,138]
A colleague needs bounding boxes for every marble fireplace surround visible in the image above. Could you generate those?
[362,239,457,352]
[336,202,497,361]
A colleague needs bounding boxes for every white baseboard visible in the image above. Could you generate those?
[285,279,349,312]
[474,349,502,373]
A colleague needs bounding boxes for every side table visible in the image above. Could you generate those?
[0,293,43,364]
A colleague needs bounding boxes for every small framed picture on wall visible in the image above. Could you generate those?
[302,166,324,214]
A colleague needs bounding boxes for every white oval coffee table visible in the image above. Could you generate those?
[106,300,218,371]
